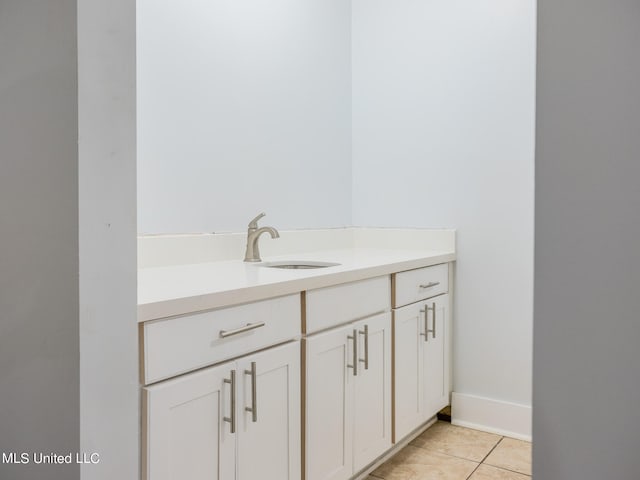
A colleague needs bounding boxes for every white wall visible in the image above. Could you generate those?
[78,1,139,479]
[137,0,352,234]
[352,0,536,431]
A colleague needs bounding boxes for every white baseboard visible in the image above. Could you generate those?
[451,392,531,441]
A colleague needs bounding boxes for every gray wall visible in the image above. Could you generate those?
[0,1,79,480]
[534,1,640,478]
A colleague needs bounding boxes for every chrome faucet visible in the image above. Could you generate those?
[243,212,279,262]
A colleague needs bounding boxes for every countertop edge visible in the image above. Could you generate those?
[138,252,456,323]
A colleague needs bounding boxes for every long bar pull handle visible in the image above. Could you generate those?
[220,322,265,338]
[223,370,236,433]
[431,302,437,339]
[419,281,441,289]
[347,329,358,376]
[424,302,436,338]
[244,362,258,423]
[359,325,369,370]
[420,307,429,343]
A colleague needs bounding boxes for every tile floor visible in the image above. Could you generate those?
[368,421,531,480]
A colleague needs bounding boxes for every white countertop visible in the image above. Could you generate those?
[138,248,455,322]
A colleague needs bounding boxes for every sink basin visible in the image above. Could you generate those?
[261,260,341,270]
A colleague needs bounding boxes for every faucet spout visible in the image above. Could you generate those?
[244,214,279,262]
[255,226,280,240]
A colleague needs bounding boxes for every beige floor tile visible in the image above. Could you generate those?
[372,445,478,480]
[484,438,532,476]
[469,464,530,479]
[409,421,502,462]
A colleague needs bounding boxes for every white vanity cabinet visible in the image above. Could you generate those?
[141,294,302,480]
[236,341,301,480]
[392,264,451,442]
[139,255,455,480]
[143,360,234,480]
[141,294,300,384]
[144,340,300,480]
[304,277,392,480]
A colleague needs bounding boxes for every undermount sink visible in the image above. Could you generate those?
[261,260,341,270]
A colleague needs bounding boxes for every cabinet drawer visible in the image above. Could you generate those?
[305,276,390,334]
[142,294,300,384]
[393,264,448,308]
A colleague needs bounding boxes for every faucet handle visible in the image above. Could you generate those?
[248,212,266,229]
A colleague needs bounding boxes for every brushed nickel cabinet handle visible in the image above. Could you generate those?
[424,303,436,340]
[220,322,266,338]
[347,329,358,376]
[223,370,236,433]
[419,281,440,289]
[420,307,429,343]
[359,325,369,370]
[431,302,437,339]
[244,362,258,423]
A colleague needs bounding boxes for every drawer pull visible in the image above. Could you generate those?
[219,322,266,338]
[358,325,369,370]
[347,329,358,376]
[223,370,236,433]
[244,362,258,423]
[419,282,440,289]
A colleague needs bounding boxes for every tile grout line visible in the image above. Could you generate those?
[372,425,531,480]
[407,425,511,479]
[480,436,504,464]
[463,436,505,480]
[481,437,532,477]
[464,463,482,480]
[408,423,506,464]
[482,463,532,478]
[409,441,501,466]
[407,435,507,480]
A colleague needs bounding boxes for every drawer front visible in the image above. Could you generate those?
[393,264,448,308]
[143,294,300,384]
[305,276,390,334]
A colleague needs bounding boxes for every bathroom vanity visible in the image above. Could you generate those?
[138,228,455,480]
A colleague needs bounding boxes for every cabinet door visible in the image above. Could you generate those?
[305,325,354,480]
[352,312,392,472]
[393,302,425,441]
[423,294,449,418]
[237,341,301,480]
[144,362,235,480]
